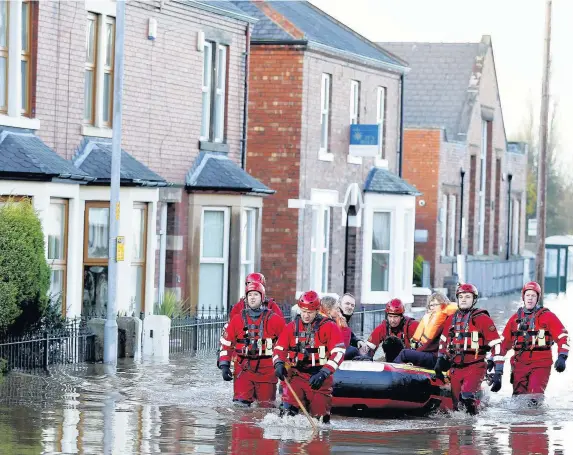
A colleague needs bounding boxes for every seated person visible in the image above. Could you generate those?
[320,296,352,348]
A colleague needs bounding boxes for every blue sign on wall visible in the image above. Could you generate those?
[349,124,380,157]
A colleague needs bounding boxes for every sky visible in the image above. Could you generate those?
[310,0,573,165]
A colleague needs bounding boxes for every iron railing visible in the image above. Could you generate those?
[0,318,95,372]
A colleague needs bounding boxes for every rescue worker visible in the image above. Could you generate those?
[218,282,286,407]
[273,290,346,423]
[434,283,503,415]
[499,281,569,401]
[361,299,419,362]
[228,273,284,320]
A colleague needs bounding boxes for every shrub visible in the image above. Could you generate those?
[413,254,424,287]
[0,198,51,334]
[154,291,189,318]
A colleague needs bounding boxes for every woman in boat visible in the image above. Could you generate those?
[320,296,352,348]
[393,292,455,369]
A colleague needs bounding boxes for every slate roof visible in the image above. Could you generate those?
[232,1,407,68]
[186,152,273,194]
[0,131,91,182]
[380,41,483,141]
[73,140,167,186]
[364,167,421,196]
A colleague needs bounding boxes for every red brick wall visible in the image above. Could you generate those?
[402,129,441,284]
[468,155,477,254]
[246,45,304,303]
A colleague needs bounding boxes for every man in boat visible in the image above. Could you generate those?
[361,299,419,362]
[218,282,286,407]
[433,283,503,415]
[338,293,367,357]
[393,292,454,369]
[273,290,346,423]
[499,281,569,402]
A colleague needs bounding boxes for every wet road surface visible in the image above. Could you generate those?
[1,292,572,454]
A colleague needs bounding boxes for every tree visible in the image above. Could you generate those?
[0,198,51,334]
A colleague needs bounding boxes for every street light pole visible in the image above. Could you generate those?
[104,0,126,365]
[535,0,552,292]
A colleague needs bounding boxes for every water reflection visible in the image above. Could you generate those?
[0,293,571,454]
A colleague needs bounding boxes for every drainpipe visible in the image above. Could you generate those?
[506,174,513,261]
[240,23,251,170]
[398,73,405,178]
[459,168,465,254]
[158,202,168,305]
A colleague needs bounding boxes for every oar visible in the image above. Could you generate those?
[283,377,318,432]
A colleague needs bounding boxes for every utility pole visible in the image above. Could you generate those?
[535,0,552,293]
[104,0,126,365]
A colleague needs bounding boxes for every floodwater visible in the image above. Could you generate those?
[1,292,572,454]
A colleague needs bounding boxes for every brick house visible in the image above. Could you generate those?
[0,0,269,317]
[381,36,528,291]
[233,1,420,307]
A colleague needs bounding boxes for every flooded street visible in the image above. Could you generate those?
[1,292,572,454]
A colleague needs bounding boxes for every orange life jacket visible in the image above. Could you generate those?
[412,303,457,347]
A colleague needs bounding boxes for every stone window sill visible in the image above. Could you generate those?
[199,140,229,153]
[82,125,113,139]
[0,115,40,131]
[318,151,334,162]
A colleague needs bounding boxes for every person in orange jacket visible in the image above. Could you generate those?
[273,291,346,423]
[218,282,285,407]
[499,281,569,402]
[434,283,503,415]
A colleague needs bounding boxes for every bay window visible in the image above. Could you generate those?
[47,199,69,314]
[371,211,391,292]
[310,205,330,293]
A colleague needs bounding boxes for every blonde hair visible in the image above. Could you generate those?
[427,292,449,309]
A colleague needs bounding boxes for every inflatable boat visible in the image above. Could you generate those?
[331,360,453,415]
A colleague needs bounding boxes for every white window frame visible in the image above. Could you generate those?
[201,41,213,141]
[199,207,230,313]
[376,86,387,160]
[201,41,227,143]
[310,205,331,293]
[440,193,448,256]
[448,195,457,257]
[347,80,363,165]
[512,198,520,256]
[402,210,414,291]
[478,119,488,255]
[319,73,333,161]
[363,208,393,299]
[214,44,227,142]
[0,0,39,130]
[239,208,257,296]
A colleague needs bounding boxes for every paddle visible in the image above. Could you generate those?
[283,377,318,432]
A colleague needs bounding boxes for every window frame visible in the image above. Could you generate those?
[199,207,230,313]
[239,208,257,296]
[402,210,414,291]
[84,13,99,125]
[319,73,331,155]
[376,86,387,159]
[370,210,392,293]
[478,119,488,255]
[131,202,148,314]
[310,205,331,293]
[102,15,115,128]
[20,0,31,116]
[349,80,360,125]
[448,194,457,257]
[440,193,448,257]
[512,198,520,256]
[83,200,110,266]
[201,41,228,144]
[47,198,69,315]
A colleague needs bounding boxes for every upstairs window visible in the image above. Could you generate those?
[201,42,228,143]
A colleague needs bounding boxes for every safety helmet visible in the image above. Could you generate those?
[245,282,265,302]
[456,283,479,299]
[245,272,266,286]
[522,281,541,301]
[385,299,405,315]
[298,291,321,311]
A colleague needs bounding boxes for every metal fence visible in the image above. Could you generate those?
[0,318,95,372]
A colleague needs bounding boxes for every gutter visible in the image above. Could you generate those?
[240,23,251,170]
[251,39,309,46]
[186,186,275,195]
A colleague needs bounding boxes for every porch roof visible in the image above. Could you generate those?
[364,167,421,196]
[185,152,273,194]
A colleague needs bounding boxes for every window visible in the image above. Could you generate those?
[320,73,331,153]
[478,120,488,254]
[402,210,413,290]
[240,208,256,295]
[371,211,391,292]
[512,198,520,255]
[448,195,457,257]
[376,87,387,159]
[349,80,360,124]
[201,42,228,143]
[84,13,115,128]
[440,194,448,256]
[199,208,229,313]
[310,206,330,293]
[83,202,110,316]
[47,199,69,315]
[131,203,147,315]
[0,0,32,117]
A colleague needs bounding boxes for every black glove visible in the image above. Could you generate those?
[433,356,451,381]
[382,336,405,363]
[309,369,330,390]
[486,359,495,372]
[221,365,233,381]
[554,353,567,373]
[275,362,287,381]
[490,363,503,393]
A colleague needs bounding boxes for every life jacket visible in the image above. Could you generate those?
[287,314,330,368]
[512,307,553,354]
[412,303,457,348]
[235,309,275,359]
[446,308,490,366]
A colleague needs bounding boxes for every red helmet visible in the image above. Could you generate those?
[245,272,266,286]
[456,283,478,298]
[245,282,265,301]
[298,291,320,311]
[522,281,541,301]
[385,299,405,315]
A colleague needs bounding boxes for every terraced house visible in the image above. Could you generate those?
[0,0,271,318]
[233,1,420,308]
